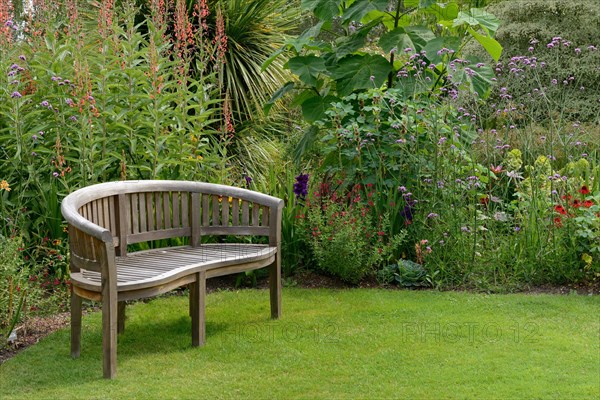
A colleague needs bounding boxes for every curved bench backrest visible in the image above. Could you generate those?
[62,181,284,259]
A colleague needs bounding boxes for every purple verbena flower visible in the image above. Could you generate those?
[11,91,22,98]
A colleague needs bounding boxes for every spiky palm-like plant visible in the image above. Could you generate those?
[200,0,298,126]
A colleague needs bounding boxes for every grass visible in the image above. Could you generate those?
[0,288,598,399]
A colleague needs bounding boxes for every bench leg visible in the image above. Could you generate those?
[117,301,126,335]
[191,271,206,347]
[269,255,281,319]
[102,281,118,379]
[71,288,82,358]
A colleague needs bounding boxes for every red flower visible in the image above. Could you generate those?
[554,217,563,227]
[579,185,590,195]
[554,205,567,215]
[480,196,489,205]
[583,200,594,208]
[572,199,582,208]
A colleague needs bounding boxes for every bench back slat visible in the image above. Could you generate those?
[231,199,240,226]
[163,192,171,229]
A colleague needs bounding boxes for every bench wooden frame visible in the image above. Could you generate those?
[61,180,284,379]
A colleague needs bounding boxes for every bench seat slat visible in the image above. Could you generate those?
[71,244,276,293]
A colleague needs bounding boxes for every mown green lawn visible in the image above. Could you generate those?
[1,289,598,399]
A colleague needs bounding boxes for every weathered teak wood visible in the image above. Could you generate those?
[61,180,284,379]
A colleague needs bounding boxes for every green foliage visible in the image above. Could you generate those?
[377,259,430,287]
[0,236,27,348]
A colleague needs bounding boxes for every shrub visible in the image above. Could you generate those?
[0,235,28,347]
[302,181,406,283]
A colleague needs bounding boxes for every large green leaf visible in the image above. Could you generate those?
[424,2,459,21]
[467,27,502,62]
[286,21,327,53]
[379,26,435,53]
[451,58,495,99]
[263,82,295,115]
[301,94,339,122]
[287,56,327,86]
[330,54,391,96]
[453,8,501,36]
[335,17,382,58]
[301,0,341,20]
[342,0,389,24]
[363,9,411,30]
[422,36,461,65]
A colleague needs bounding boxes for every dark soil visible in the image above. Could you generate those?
[0,312,70,364]
[2,271,598,365]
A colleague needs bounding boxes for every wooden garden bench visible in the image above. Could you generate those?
[61,180,284,379]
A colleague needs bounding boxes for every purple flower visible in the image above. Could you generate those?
[10,63,19,70]
[292,173,309,200]
[400,199,415,223]
[41,100,50,107]
[53,172,59,177]
[19,55,26,61]
[427,213,439,219]
[65,98,74,106]
[10,80,18,85]
[11,91,22,98]
[243,175,252,188]
[69,116,78,122]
